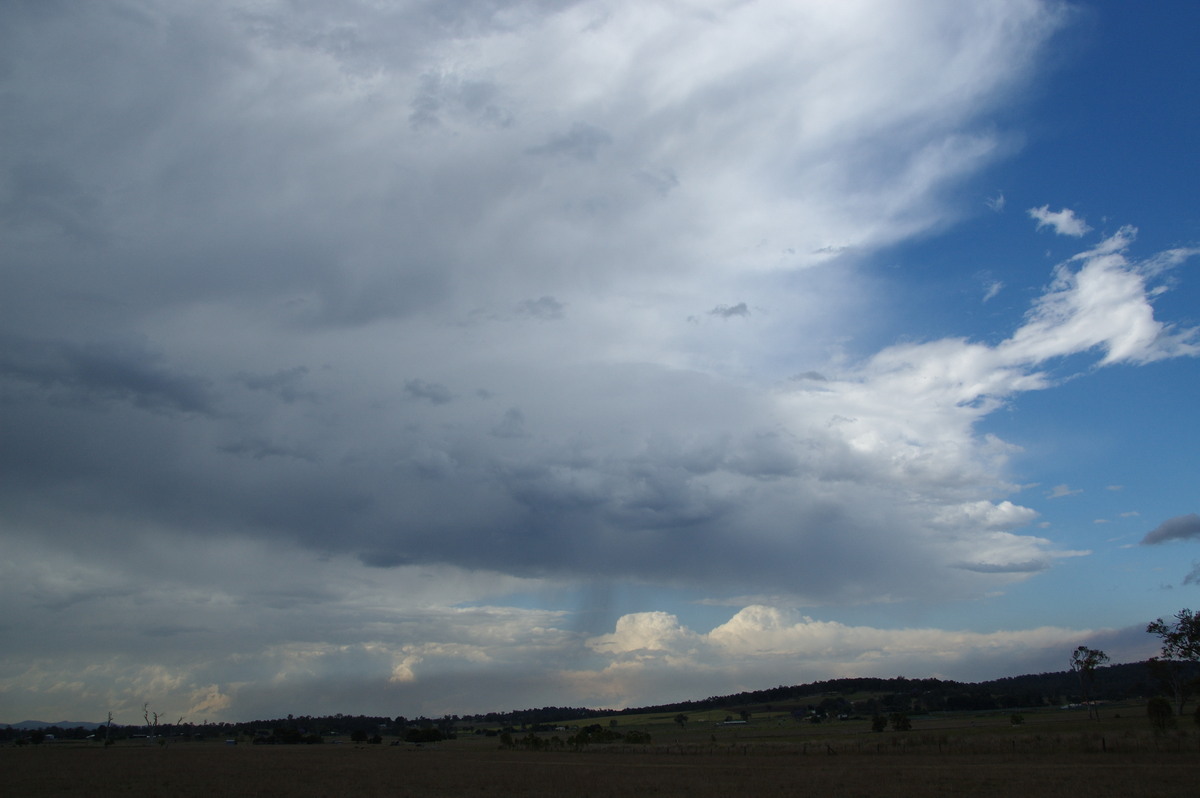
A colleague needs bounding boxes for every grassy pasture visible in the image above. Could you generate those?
[6,702,1198,797]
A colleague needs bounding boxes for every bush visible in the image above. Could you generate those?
[404,728,444,743]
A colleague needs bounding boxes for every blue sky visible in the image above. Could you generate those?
[2,0,1198,724]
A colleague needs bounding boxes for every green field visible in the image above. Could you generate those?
[6,702,1198,796]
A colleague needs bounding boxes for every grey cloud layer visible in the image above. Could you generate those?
[1,0,1075,599]
[1141,514,1200,545]
[2,1,1182,599]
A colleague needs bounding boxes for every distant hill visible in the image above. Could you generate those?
[5,660,1195,733]
[4,720,106,730]
[605,661,1187,718]
[463,661,1196,728]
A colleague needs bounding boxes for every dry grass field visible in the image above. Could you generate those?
[6,705,1198,797]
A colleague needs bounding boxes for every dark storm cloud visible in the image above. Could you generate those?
[218,438,315,462]
[410,73,512,131]
[0,335,214,414]
[404,379,454,404]
[36,585,138,612]
[1140,513,1200,545]
[1,161,106,243]
[0,0,457,335]
[953,560,1049,574]
[709,302,750,318]
[527,122,614,161]
[142,624,211,638]
[0,337,1027,606]
[358,551,414,568]
[234,366,315,404]
[516,296,565,320]
[634,168,680,197]
[491,407,530,438]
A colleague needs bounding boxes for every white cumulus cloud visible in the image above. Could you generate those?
[1028,204,1092,236]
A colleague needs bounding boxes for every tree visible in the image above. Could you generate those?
[871,714,887,733]
[1147,608,1200,715]
[1147,696,1175,735]
[888,712,911,732]
[673,713,688,730]
[1069,645,1108,721]
[143,704,166,746]
[1148,609,1200,660]
[404,728,443,743]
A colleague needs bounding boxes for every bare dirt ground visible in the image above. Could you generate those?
[4,742,1197,797]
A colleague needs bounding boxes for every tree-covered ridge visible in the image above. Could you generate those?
[630,662,1198,717]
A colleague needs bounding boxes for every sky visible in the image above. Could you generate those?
[1,0,1198,725]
